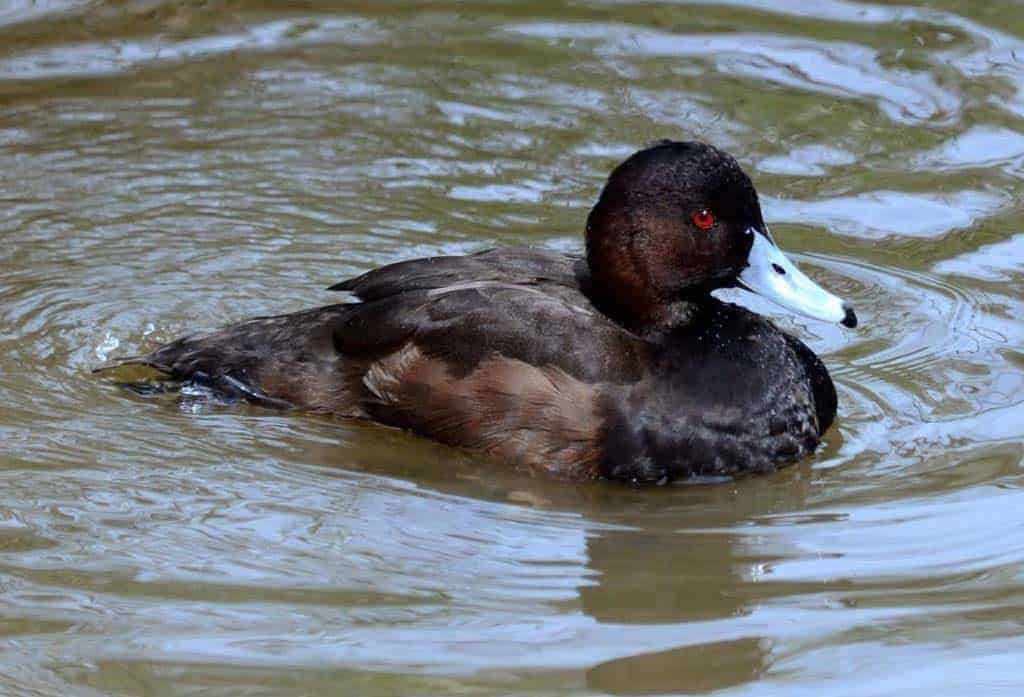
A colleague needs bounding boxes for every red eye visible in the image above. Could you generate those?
[692,209,716,230]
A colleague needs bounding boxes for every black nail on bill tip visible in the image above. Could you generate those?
[842,305,858,328]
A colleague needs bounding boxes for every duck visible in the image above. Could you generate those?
[105,141,857,484]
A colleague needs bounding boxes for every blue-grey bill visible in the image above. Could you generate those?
[738,228,857,328]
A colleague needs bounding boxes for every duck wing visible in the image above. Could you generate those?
[326,272,648,477]
[331,275,645,384]
[328,246,650,382]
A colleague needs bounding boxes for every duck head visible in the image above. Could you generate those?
[585,141,857,331]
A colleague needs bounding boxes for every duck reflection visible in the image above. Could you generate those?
[568,476,811,694]
[227,414,813,693]
[578,516,772,694]
[587,637,768,695]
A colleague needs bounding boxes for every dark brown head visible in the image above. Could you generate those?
[585,141,856,330]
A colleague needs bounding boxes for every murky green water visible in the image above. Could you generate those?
[1,0,1023,694]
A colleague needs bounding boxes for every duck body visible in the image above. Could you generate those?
[131,247,836,484]
[112,142,853,483]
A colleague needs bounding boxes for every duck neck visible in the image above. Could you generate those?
[582,266,705,336]
[582,249,714,336]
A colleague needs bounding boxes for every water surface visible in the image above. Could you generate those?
[1,1,1023,694]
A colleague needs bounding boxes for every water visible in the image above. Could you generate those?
[1,0,1023,694]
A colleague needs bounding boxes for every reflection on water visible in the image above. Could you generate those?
[1,0,1023,694]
